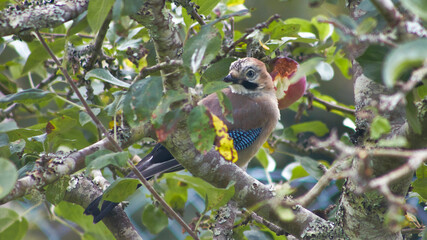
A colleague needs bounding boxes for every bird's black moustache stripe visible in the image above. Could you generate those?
[242,80,259,90]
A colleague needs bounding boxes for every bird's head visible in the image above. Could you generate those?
[224,57,274,95]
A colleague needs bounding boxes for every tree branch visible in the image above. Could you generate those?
[64,175,142,240]
[306,91,355,115]
[0,0,89,37]
[84,11,112,71]
[161,127,333,238]
[213,200,237,240]
[369,0,403,26]
[222,14,281,57]
[0,138,113,204]
[132,0,184,90]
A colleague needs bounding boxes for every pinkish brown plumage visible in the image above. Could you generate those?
[200,57,280,166]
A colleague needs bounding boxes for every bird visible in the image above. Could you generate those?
[84,57,301,223]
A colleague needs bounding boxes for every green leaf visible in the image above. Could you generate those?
[152,90,187,128]
[402,0,427,21]
[116,38,142,51]
[188,105,216,153]
[164,177,188,210]
[201,58,236,84]
[141,205,169,234]
[255,147,269,169]
[315,61,334,81]
[227,0,245,7]
[163,173,235,211]
[370,116,391,139]
[6,128,43,143]
[85,150,129,173]
[87,0,115,33]
[9,140,25,155]
[85,69,131,88]
[203,81,230,95]
[79,108,101,126]
[312,18,333,41]
[22,39,66,74]
[284,18,316,32]
[295,156,324,180]
[123,77,163,126]
[383,39,427,87]
[271,23,300,39]
[216,91,233,123]
[102,178,140,203]
[290,121,329,137]
[55,202,114,240]
[46,176,70,205]
[289,57,323,84]
[121,0,146,16]
[0,119,18,132]
[377,136,409,148]
[0,134,8,148]
[105,91,126,116]
[334,54,352,79]
[412,178,427,200]
[0,208,28,240]
[0,158,17,199]
[291,165,310,180]
[336,15,357,29]
[276,206,295,221]
[356,17,377,35]
[416,163,427,179]
[405,92,422,134]
[183,24,222,73]
[193,0,221,15]
[0,89,55,108]
[356,45,389,83]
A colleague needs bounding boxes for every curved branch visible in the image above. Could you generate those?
[0,138,113,204]
[0,0,89,37]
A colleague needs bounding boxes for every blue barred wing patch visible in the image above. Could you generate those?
[228,128,262,151]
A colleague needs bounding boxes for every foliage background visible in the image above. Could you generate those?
[0,0,426,239]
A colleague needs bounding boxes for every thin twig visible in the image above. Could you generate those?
[175,0,206,26]
[295,155,352,207]
[85,12,112,70]
[0,73,58,119]
[134,59,183,82]
[40,32,95,39]
[241,209,286,236]
[369,0,403,26]
[222,14,281,56]
[306,91,355,115]
[380,61,427,112]
[34,31,200,240]
[318,19,397,47]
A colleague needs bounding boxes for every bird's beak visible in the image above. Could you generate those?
[224,74,239,84]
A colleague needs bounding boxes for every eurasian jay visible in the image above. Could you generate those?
[84,57,299,223]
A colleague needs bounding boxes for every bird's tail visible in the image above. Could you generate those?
[84,144,183,223]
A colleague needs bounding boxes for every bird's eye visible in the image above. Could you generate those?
[246,69,255,79]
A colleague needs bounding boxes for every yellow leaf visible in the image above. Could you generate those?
[211,114,238,163]
[259,39,270,50]
[109,120,118,129]
[262,141,275,153]
[405,212,422,228]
